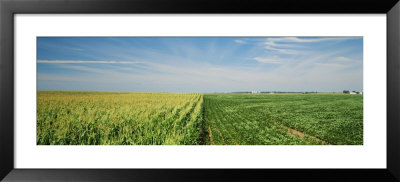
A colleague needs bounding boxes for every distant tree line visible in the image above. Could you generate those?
[230,91,319,94]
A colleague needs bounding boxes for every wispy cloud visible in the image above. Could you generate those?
[234,40,246,44]
[261,37,354,55]
[264,46,303,55]
[266,37,351,43]
[37,60,143,64]
[57,64,115,74]
[333,56,352,62]
[264,40,302,48]
[37,37,363,92]
[253,56,283,64]
[315,62,346,68]
[262,38,308,55]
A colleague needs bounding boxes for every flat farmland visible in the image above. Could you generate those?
[203,94,363,145]
[37,91,363,145]
[37,91,203,145]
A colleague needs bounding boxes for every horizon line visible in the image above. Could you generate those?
[37,89,363,93]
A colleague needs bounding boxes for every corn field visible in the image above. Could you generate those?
[37,91,203,145]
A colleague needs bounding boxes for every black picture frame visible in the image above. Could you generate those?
[1,0,399,181]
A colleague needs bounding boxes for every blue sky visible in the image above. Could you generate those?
[37,37,363,93]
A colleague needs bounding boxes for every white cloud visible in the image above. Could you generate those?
[57,65,114,74]
[315,62,346,68]
[263,38,308,55]
[261,37,356,55]
[38,56,362,92]
[37,37,362,92]
[266,37,351,43]
[37,60,143,64]
[264,40,302,48]
[234,40,246,44]
[253,56,282,64]
[264,46,302,55]
[333,56,352,61]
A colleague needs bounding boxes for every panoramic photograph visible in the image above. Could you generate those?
[37,37,363,145]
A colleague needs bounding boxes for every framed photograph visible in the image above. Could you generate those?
[1,0,399,181]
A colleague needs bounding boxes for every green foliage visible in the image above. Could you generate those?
[203,93,363,145]
[37,91,363,145]
[37,91,204,145]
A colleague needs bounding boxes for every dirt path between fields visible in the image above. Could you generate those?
[273,122,329,144]
[224,128,239,145]
[211,124,226,145]
[208,125,215,145]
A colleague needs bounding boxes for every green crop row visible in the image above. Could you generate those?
[203,93,362,145]
[37,91,203,145]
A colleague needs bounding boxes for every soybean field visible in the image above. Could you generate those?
[203,94,363,145]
